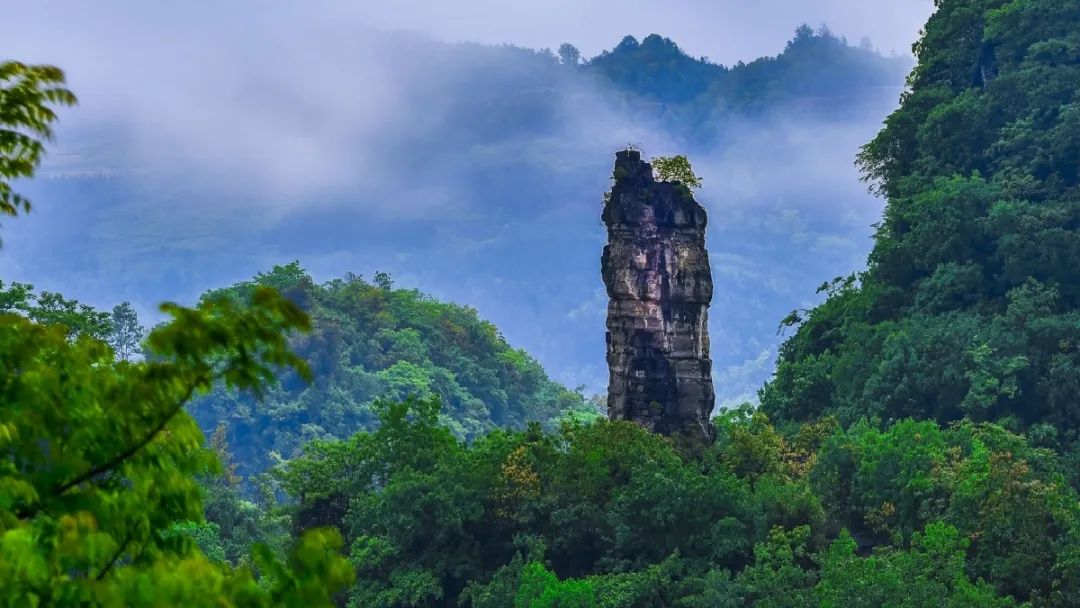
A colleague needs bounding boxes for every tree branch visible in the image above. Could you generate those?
[56,384,196,496]
[17,383,197,521]
[96,532,135,581]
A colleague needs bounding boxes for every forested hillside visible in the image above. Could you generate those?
[188,263,593,479]
[589,27,903,106]
[761,0,1080,462]
[587,27,909,141]
[272,400,1061,606]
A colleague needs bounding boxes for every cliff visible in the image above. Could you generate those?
[601,149,716,445]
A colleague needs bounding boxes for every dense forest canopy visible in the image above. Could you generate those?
[189,262,593,480]
[586,27,909,104]
[269,399,1071,606]
[586,27,909,140]
[761,0,1080,455]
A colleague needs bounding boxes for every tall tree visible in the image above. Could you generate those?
[557,43,582,66]
[108,301,145,360]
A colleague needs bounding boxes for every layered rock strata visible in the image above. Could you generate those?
[601,149,716,445]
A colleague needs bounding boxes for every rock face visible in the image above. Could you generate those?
[601,149,716,445]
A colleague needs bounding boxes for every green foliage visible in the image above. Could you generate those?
[0,287,353,605]
[190,262,592,481]
[762,0,1080,454]
[689,3,1080,604]
[515,562,595,608]
[587,28,910,143]
[810,418,1080,603]
[651,155,702,189]
[275,399,1047,606]
[816,524,1016,608]
[199,426,292,569]
[735,526,816,608]
[0,279,111,340]
[280,398,832,607]
[0,61,76,222]
[108,301,145,361]
[160,520,228,563]
[586,555,701,608]
[0,53,348,604]
[2,282,144,359]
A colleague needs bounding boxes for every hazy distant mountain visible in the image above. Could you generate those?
[4,26,910,409]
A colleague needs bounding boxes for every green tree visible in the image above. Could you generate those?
[0,280,112,341]
[816,524,1016,607]
[810,419,1080,603]
[0,74,352,600]
[0,279,32,311]
[735,526,816,608]
[279,399,831,606]
[30,289,112,340]
[0,61,76,221]
[0,287,353,605]
[651,154,702,188]
[515,562,595,608]
[107,301,145,360]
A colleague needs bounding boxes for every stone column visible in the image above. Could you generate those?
[601,149,716,445]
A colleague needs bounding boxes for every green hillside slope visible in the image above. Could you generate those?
[762,0,1080,454]
[189,263,593,479]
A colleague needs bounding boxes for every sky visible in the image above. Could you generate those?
[3,0,937,406]
[9,1,932,70]
[360,0,932,58]
[4,0,933,203]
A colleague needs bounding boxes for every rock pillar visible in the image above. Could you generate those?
[601,149,715,445]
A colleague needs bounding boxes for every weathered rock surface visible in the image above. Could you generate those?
[601,149,716,445]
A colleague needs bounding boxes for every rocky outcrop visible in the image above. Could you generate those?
[601,149,716,446]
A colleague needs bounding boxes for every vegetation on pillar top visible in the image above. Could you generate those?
[652,154,702,189]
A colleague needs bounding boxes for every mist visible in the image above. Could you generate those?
[3,1,933,406]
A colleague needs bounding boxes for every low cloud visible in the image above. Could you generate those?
[4,1,926,403]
